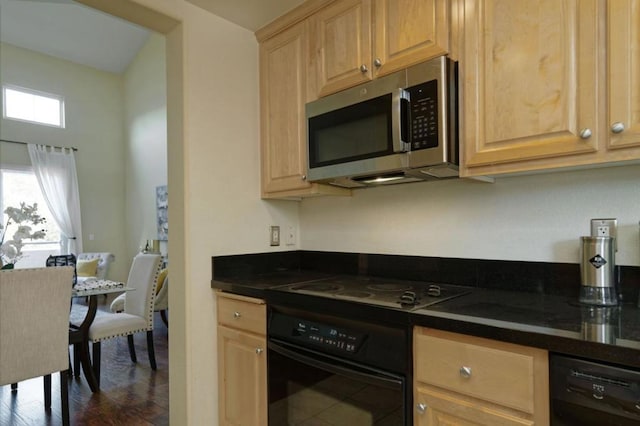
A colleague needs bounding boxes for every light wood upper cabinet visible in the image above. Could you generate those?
[313,0,449,97]
[374,0,449,75]
[460,0,601,175]
[461,0,640,177]
[260,22,312,196]
[259,19,351,199]
[312,0,373,96]
[608,0,640,150]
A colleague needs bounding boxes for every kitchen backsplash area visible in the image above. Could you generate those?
[298,164,640,267]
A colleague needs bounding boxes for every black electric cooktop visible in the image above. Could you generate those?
[274,276,471,311]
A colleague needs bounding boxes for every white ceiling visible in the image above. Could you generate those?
[0,0,305,74]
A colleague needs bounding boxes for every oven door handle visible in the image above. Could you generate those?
[268,339,404,390]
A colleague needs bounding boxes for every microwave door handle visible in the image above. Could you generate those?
[392,88,411,152]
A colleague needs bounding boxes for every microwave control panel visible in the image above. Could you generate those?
[407,80,439,150]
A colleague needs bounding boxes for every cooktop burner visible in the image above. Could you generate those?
[367,283,412,292]
[335,290,374,298]
[278,276,471,310]
[290,283,344,292]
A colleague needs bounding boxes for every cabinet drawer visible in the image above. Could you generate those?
[217,293,266,335]
[415,385,533,426]
[414,328,546,414]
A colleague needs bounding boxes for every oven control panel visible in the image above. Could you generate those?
[292,320,365,354]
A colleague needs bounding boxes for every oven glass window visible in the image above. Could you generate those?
[308,94,393,168]
[268,346,404,425]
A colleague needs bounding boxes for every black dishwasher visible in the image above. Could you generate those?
[551,354,640,425]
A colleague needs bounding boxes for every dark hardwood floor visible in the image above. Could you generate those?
[0,301,169,426]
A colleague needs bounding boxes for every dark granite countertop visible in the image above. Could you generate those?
[211,270,336,299]
[410,288,640,368]
[212,273,640,369]
[211,251,640,369]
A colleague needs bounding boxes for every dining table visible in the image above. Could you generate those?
[70,280,133,392]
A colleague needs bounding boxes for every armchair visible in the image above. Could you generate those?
[76,252,114,284]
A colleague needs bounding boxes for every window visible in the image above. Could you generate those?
[0,168,62,268]
[2,85,65,128]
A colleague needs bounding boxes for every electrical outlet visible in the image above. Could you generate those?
[286,225,296,246]
[270,226,280,246]
[590,218,617,248]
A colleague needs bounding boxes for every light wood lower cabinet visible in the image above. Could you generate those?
[217,293,267,426]
[413,327,549,425]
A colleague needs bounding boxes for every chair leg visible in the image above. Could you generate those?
[11,383,17,391]
[147,330,157,370]
[44,374,52,409]
[73,344,81,377]
[60,371,70,426]
[127,335,137,363]
[160,310,169,327]
[92,341,101,388]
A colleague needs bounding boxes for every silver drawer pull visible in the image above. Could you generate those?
[460,366,472,378]
[611,122,625,133]
[579,128,592,139]
[233,311,241,319]
[416,403,427,414]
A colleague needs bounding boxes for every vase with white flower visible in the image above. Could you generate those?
[0,202,47,269]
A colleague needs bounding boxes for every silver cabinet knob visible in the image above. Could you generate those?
[233,311,241,319]
[301,174,307,181]
[416,403,427,414]
[360,64,368,73]
[579,128,592,139]
[611,122,625,134]
[459,366,472,378]
[255,348,264,355]
[373,58,382,68]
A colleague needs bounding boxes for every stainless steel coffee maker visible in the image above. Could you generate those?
[579,232,618,306]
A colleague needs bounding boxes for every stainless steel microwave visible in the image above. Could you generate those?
[306,56,458,188]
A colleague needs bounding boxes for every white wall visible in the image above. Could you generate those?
[300,164,640,267]
[0,42,129,281]
[81,1,301,423]
[179,6,298,423]
[123,33,168,261]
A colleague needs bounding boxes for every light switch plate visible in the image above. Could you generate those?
[270,226,280,246]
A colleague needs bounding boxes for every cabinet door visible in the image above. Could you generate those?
[608,0,640,150]
[461,0,602,176]
[260,22,312,195]
[373,0,449,78]
[414,386,534,426]
[217,325,267,426]
[313,0,372,96]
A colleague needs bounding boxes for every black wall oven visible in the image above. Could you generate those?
[267,304,410,425]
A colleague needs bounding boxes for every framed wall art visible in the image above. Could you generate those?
[156,185,168,241]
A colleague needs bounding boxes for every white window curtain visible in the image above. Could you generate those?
[27,144,83,255]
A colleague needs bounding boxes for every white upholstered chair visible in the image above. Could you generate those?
[75,253,162,386]
[110,269,169,326]
[0,267,74,426]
